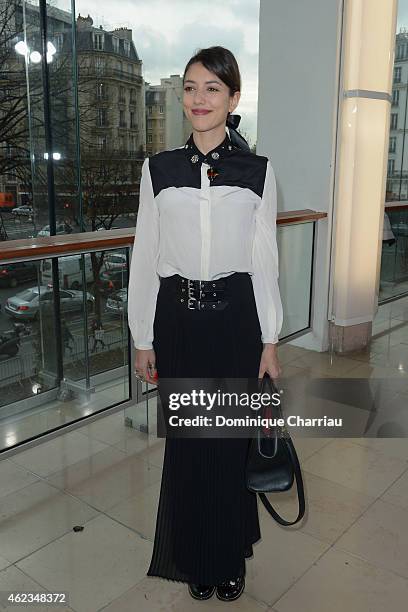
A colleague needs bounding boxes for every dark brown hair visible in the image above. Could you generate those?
[182,46,241,96]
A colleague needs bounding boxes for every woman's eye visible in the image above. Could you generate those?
[183,86,218,92]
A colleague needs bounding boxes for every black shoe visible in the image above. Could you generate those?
[216,575,245,602]
[188,583,216,600]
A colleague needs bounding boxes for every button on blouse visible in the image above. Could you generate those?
[128,132,283,350]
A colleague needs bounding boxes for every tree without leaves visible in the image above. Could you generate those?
[1,1,144,334]
[0,0,97,226]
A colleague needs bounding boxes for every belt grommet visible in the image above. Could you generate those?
[180,298,184,302]
[212,283,216,287]
[212,304,216,308]
[213,292,216,296]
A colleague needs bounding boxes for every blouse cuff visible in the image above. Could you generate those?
[135,343,154,350]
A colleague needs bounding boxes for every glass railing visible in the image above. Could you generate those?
[0,212,324,454]
[0,236,147,454]
[278,218,315,338]
[379,204,408,302]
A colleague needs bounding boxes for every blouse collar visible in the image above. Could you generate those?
[183,131,234,165]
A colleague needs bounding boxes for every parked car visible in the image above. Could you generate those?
[105,288,128,316]
[37,223,73,237]
[0,262,39,288]
[11,205,34,217]
[104,252,127,270]
[4,286,95,320]
[99,268,129,295]
[41,253,94,290]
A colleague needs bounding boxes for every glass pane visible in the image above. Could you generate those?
[379,207,408,299]
[0,247,133,453]
[0,260,58,406]
[278,222,314,338]
[381,5,408,301]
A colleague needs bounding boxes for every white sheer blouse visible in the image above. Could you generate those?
[128,152,283,350]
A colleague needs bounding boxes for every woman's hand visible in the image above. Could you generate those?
[134,348,158,385]
[258,343,282,380]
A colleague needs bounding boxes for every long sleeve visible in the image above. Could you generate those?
[250,159,283,344]
[127,157,160,350]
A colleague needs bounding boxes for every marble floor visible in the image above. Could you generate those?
[1,297,408,611]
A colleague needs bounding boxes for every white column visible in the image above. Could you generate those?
[329,0,397,351]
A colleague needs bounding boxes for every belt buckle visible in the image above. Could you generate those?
[187,279,199,310]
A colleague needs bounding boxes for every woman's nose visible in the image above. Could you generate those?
[193,89,206,104]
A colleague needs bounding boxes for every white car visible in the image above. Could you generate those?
[104,252,127,270]
[37,223,73,237]
[105,288,128,316]
[12,205,33,217]
[5,286,95,320]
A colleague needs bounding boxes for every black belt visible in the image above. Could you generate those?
[165,274,230,311]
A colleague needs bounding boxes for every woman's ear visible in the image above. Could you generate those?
[230,90,241,113]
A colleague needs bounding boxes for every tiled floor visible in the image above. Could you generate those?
[1,297,408,611]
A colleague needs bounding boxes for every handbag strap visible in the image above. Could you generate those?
[257,374,306,526]
[258,436,306,525]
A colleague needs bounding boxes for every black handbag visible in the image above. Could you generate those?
[245,373,306,526]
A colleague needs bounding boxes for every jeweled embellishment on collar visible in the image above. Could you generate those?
[184,132,234,165]
[207,167,219,180]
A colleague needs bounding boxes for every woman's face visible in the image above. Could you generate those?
[183,61,240,133]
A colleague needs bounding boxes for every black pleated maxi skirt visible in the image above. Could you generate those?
[147,272,263,585]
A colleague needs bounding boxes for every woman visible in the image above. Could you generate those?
[128,46,283,602]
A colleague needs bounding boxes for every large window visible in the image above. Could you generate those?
[381,8,408,302]
[0,0,260,420]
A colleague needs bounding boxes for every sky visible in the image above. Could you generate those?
[54,0,261,146]
[398,1,408,32]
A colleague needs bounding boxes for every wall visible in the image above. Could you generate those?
[257,0,343,351]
